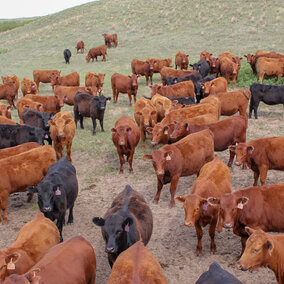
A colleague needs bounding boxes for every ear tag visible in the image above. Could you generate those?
[186,126,190,132]
[237,203,243,209]
[125,224,130,232]
[202,204,208,211]
[44,134,49,138]
[7,259,15,270]
[166,155,171,161]
[55,188,61,196]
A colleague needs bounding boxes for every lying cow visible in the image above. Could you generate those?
[28,157,78,242]
[93,185,153,267]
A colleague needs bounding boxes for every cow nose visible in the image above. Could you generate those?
[105,247,115,253]
[157,171,164,175]
[119,141,125,146]
[237,262,247,271]
[151,141,157,145]
[43,207,51,212]
[59,133,65,138]
[223,223,233,229]
[144,124,149,128]
[235,161,241,166]
[184,221,193,226]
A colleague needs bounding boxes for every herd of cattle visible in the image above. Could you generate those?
[0,38,284,283]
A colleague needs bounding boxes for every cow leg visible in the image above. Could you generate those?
[27,192,34,202]
[141,128,146,150]
[227,146,235,167]
[117,150,125,174]
[209,217,217,253]
[169,175,180,208]
[145,74,149,86]
[79,115,84,129]
[195,223,203,256]
[54,143,63,160]
[252,99,260,119]
[128,149,135,173]
[259,164,268,185]
[67,206,74,224]
[66,141,72,163]
[253,170,260,186]
[115,91,119,104]
[127,91,132,106]
[99,118,104,132]
[0,190,9,224]
[154,178,163,204]
[91,117,97,135]
[56,213,65,242]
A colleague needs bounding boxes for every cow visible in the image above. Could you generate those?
[208,183,284,255]
[0,117,18,125]
[107,241,167,284]
[176,157,232,255]
[175,51,189,70]
[144,129,214,207]
[195,74,216,103]
[92,184,153,267]
[0,212,59,281]
[85,72,105,94]
[0,145,56,223]
[170,116,247,166]
[200,77,228,97]
[208,56,221,77]
[111,73,140,106]
[28,157,78,242]
[0,142,40,160]
[86,45,107,62]
[33,69,61,89]
[22,109,54,145]
[111,116,140,173]
[249,83,284,119]
[134,97,157,149]
[190,59,210,78]
[219,57,239,88]
[196,262,243,284]
[20,77,38,96]
[16,97,44,118]
[162,72,202,86]
[103,33,118,48]
[48,111,75,162]
[151,94,177,121]
[49,71,80,88]
[25,94,62,114]
[63,49,71,64]
[160,67,197,85]
[74,92,111,135]
[75,40,85,53]
[146,57,172,73]
[131,59,154,85]
[239,227,284,284]
[1,75,19,99]
[0,82,17,109]
[229,137,284,186]
[0,102,11,119]
[200,50,212,65]
[3,236,96,284]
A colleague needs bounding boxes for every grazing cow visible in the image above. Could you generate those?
[0,145,56,223]
[111,73,140,106]
[144,129,214,207]
[0,142,40,160]
[103,33,118,47]
[229,137,284,186]
[63,49,71,64]
[239,227,284,284]
[200,50,212,64]
[134,97,157,149]
[0,117,18,125]
[175,51,189,70]
[208,183,284,255]
[111,116,140,173]
[249,83,284,119]
[49,112,75,162]
[16,97,44,118]
[85,72,105,94]
[49,71,80,88]
[75,40,85,53]
[1,75,19,99]
[200,77,228,97]
[146,57,172,73]
[195,74,216,103]
[219,57,239,88]
[92,185,153,267]
[170,116,247,166]
[0,212,59,281]
[33,69,61,89]
[160,67,197,84]
[28,157,78,242]
[162,72,202,86]
[196,262,243,284]
[25,94,62,113]
[131,59,154,85]
[190,59,210,78]
[86,45,107,62]
[74,92,111,135]
[149,81,195,98]
[0,83,17,109]
[176,157,232,255]
[0,102,11,119]
[20,77,38,96]
[3,236,96,284]
[108,241,167,284]
[168,96,195,105]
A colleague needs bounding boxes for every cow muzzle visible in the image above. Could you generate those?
[43,206,52,212]
[223,223,233,229]
[184,220,194,227]
[235,161,242,166]
[151,141,158,146]
[237,262,248,271]
[105,247,115,253]
[59,132,65,138]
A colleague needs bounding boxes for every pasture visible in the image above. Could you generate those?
[0,0,284,283]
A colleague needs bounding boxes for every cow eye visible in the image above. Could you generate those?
[116,230,122,236]
[252,249,260,253]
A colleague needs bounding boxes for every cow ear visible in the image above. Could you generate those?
[122,217,133,232]
[245,226,256,236]
[128,76,132,79]
[143,154,152,160]
[107,97,111,101]
[111,128,117,133]
[5,253,20,271]
[207,197,220,206]
[175,196,186,203]
[236,197,249,209]
[92,217,105,227]
[172,100,178,106]
[185,123,190,132]
[151,110,156,116]
[265,240,274,256]
[247,146,254,155]
[49,120,55,126]
[228,145,236,152]
[27,186,38,193]
[50,112,55,120]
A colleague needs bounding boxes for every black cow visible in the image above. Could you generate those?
[28,157,78,242]
[195,74,216,103]
[162,72,202,86]
[249,83,284,119]
[92,184,153,267]
[22,109,55,145]
[63,49,72,64]
[190,59,210,78]
[196,262,243,284]
[0,124,45,149]
[73,92,111,135]
[168,96,195,105]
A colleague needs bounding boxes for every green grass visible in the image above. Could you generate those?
[0,18,36,33]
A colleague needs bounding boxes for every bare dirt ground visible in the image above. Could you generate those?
[1,105,283,284]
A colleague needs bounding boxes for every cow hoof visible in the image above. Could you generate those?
[169,202,176,208]
[153,199,159,204]
[2,219,8,225]
[195,250,202,256]
[119,170,123,174]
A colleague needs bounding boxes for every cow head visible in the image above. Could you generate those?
[86,54,91,63]
[93,95,111,111]
[149,84,162,97]
[27,127,45,145]
[111,125,132,146]
[210,57,220,69]
[49,74,60,87]
[0,253,20,281]
[200,50,212,64]
[135,105,157,129]
[162,76,176,85]
[49,115,73,138]
[4,268,41,284]
[229,144,254,166]
[98,73,106,87]
[147,122,171,145]
[244,54,254,63]
[129,74,140,92]
[170,120,190,141]
[166,58,173,67]
[239,227,273,271]
[200,81,211,97]
[145,60,155,72]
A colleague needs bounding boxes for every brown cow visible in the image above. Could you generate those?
[0,142,40,160]
[146,57,172,73]
[103,33,118,48]
[176,157,232,255]
[144,129,214,207]
[16,97,44,118]
[208,183,284,255]
[3,236,96,284]
[149,81,195,98]
[131,59,154,85]
[239,227,284,284]
[111,73,140,106]
[33,70,61,89]
[208,56,220,77]
[85,72,105,94]
[111,116,140,173]
[0,145,56,223]
[200,77,228,97]
[25,94,62,113]
[20,77,38,96]
[219,57,239,88]
[200,50,212,65]
[134,97,157,149]
[160,67,197,85]
[0,82,18,109]
[86,45,107,62]
[49,111,76,162]
[49,71,80,88]
[0,102,11,119]
[229,137,284,186]
[0,211,59,281]
[170,116,247,166]
[0,117,18,125]
[75,40,85,53]
[108,241,167,284]
[1,75,19,99]
[175,51,189,70]
[151,94,177,122]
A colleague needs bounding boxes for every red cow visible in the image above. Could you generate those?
[0,102,11,119]
[25,94,62,114]
[0,142,40,160]
[131,59,154,85]
[86,45,107,62]
[200,50,212,64]
[20,77,38,96]
[102,33,118,48]
[33,70,61,89]
[75,40,85,53]
[175,51,189,70]
[49,72,80,88]
[0,82,17,109]
[200,77,228,97]
[219,57,239,88]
